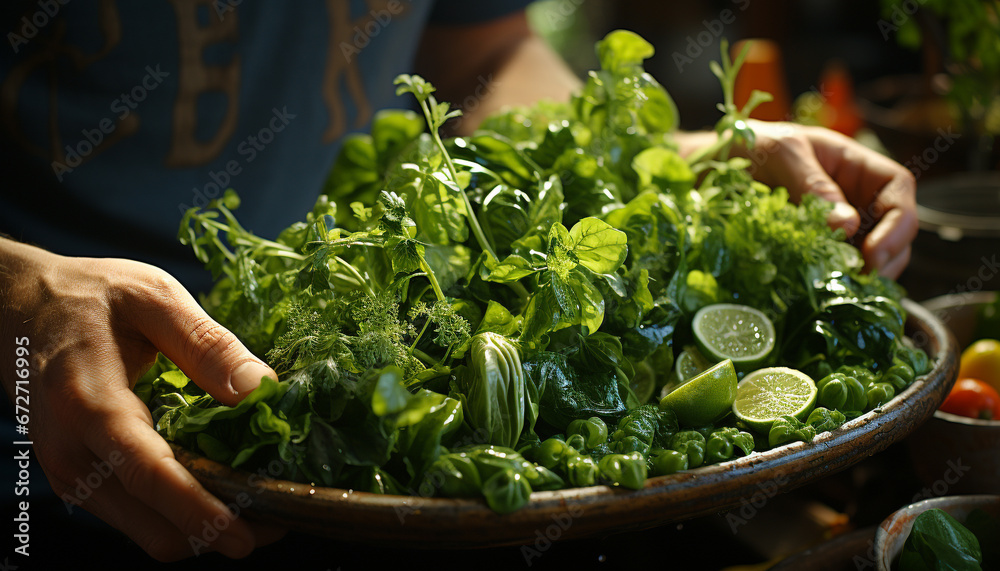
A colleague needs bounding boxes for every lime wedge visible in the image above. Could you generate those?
[693,303,775,371]
[660,359,737,427]
[733,367,817,433]
[675,345,712,382]
[629,360,656,404]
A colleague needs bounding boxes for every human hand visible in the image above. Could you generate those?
[0,239,285,561]
[734,120,918,279]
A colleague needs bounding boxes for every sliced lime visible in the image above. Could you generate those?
[629,360,656,404]
[733,367,817,433]
[659,359,737,427]
[675,345,712,382]
[693,303,775,371]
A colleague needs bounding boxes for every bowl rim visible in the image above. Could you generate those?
[921,291,998,313]
[933,409,1000,427]
[873,494,1000,570]
[914,172,1000,238]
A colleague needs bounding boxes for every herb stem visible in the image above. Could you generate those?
[251,237,299,253]
[412,348,437,367]
[334,255,376,298]
[410,318,432,352]
[685,131,733,166]
[418,98,499,263]
[199,218,305,259]
[507,281,531,301]
[261,249,306,261]
[419,258,445,301]
[459,190,499,262]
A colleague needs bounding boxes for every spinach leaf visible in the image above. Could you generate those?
[898,509,983,571]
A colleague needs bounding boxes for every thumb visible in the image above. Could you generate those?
[132,278,277,407]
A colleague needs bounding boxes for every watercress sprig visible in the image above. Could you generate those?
[394,74,500,263]
[686,39,774,165]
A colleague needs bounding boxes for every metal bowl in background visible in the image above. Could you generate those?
[873,494,1000,571]
[898,172,1000,301]
[907,292,1000,496]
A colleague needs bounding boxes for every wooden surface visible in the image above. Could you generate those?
[173,299,959,548]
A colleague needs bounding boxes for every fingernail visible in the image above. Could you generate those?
[213,531,253,559]
[829,202,858,229]
[231,361,269,396]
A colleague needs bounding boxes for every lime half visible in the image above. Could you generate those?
[660,359,737,427]
[733,367,817,433]
[629,360,656,404]
[693,303,775,371]
[675,345,712,383]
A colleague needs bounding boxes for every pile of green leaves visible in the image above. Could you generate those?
[139,31,928,512]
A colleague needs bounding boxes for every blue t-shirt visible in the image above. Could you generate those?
[0,0,531,293]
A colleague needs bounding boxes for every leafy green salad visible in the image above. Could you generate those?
[138,31,931,514]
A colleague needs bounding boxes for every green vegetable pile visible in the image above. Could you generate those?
[138,31,930,514]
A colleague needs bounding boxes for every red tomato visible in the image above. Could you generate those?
[939,378,1000,420]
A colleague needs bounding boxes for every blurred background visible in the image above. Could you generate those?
[528,0,1000,302]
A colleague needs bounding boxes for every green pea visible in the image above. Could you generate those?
[648,449,687,476]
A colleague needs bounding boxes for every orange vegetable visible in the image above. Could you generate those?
[958,339,1000,393]
[939,378,1000,420]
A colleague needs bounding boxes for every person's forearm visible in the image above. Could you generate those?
[450,33,581,133]
[415,11,581,135]
[673,131,719,159]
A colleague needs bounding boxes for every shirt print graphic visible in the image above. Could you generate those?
[1,0,405,176]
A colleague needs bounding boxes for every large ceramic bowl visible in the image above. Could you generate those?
[873,495,1000,571]
[908,292,1000,495]
[172,299,958,548]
